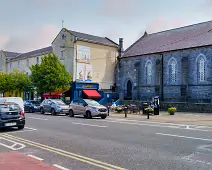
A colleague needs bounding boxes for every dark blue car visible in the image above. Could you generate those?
[24,100,41,113]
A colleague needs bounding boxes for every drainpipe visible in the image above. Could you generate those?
[160,54,164,101]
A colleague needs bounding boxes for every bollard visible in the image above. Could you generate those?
[107,106,110,116]
[147,105,150,119]
[147,110,150,119]
[124,106,127,118]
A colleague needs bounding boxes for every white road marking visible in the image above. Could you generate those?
[28,154,44,161]
[108,118,210,127]
[0,137,25,150]
[1,127,38,134]
[53,164,70,170]
[72,122,107,128]
[156,133,212,142]
[27,117,48,120]
[96,119,212,131]
[25,127,37,130]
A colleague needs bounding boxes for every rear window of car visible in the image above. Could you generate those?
[0,103,21,112]
[31,101,40,104]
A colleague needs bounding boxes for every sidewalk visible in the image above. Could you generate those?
[109,111,212,127]
[0,152,58,170]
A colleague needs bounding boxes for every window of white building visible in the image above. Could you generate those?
[0,55,2,71]
[26,59,29,66]
[61,49,66,60]
[37,57,39,64]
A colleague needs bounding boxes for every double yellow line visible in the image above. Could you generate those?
[0,134,126,170]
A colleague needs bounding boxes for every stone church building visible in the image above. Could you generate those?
[117,20,212,103]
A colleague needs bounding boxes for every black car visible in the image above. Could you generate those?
[0,102,25,130]
[24,100,41,113]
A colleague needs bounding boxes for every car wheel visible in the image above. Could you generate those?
[69,110,74,117]
[18,125,24,130]
[101,115,107,119]
[29,107,33,113]
[51,109,56,116]
[40,108,45,114]
[86,111,92,119]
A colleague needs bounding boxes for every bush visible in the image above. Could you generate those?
[168,107,177,115]
[115,106,123,113]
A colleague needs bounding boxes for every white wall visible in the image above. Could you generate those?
[52,28,75,77]
[0,51,6,73]
[7,56,42,75]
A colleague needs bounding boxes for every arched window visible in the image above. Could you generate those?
[146,61,152,84]
[168,58,177,83]
[198,56,206,82]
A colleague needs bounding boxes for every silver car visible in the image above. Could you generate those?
[40,99,70,115]
[69,99,108,119]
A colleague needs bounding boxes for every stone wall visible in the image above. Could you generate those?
[119,46,212,102]
[121,100,212,113]
[160,102,212,113]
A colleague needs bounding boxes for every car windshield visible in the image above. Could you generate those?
[52,100,66,105]
[0,103,21,112]
[84,99,101,106]
[30,101,40,105]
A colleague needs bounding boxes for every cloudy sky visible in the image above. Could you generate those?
[0,0,211,53]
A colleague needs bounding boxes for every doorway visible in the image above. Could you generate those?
[126,80,132,99]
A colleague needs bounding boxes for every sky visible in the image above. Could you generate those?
[0,0,212,53]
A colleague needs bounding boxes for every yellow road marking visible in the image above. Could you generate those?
[1,134,126,170]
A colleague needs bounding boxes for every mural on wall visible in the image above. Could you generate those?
[76,45,93,82]
[77,45,91,64]
[76,63,85,82]
[85,64,92,82]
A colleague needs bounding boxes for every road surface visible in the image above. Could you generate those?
[1,112,212,170]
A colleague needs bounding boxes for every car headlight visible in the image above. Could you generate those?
[92,107,98,112]
[57,106,61,109]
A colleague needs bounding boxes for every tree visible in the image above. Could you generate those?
[0,71,32,97]
[0,72,11,97]
[10,70,32,93]
[30,53,72,98]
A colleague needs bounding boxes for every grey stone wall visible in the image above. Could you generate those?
[160,102,212,113]
[119,45,212,103]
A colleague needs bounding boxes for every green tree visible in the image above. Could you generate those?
[30,53,72,98]
[0,71,32,97]
[10,70,32,93]
[0,72,11,97]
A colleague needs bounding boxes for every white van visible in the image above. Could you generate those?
[0,97,24,113]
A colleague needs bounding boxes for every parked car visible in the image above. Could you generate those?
[0,102,25,130]
[24,100,41,113]
[69,99,108,119]
[40,99,70,115]
[0,97,24,113]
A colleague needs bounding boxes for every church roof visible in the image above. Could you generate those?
[123,20,212,58]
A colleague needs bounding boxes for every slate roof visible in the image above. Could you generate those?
[3,51,21,59]
[8,46,53,62]
[123,20,212,58]
[69,30,118,47]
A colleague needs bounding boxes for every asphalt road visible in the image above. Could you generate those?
[1,112,212,170]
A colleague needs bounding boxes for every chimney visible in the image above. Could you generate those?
[119,38,124,53]
[118,38,124,60]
